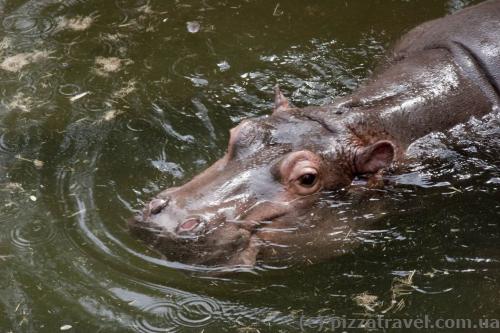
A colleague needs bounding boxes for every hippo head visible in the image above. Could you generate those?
[130,88,395,268]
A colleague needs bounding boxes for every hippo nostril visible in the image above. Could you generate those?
[149,198,169,215]
[179,217,201,232]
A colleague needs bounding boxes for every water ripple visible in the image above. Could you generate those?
[1,80,55,113]
[134,301,179,333]
[126,118,152,132]
[2,15,55,36]
[0,132,17,154]
[135,295,222,332]
[9,218,57,250]
[174,296,222,328]
[115,0,151,11]
[58,83,81,96]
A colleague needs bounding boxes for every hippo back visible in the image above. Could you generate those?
[391,0,500,106]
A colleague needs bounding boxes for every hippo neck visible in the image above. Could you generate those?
[317,47,494,152]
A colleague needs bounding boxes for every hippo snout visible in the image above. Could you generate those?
[130,195,258,265]
[133,196,209,240]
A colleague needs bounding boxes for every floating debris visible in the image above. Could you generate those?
[69,91,90,102]
[0,50,53,72]
[102,110,122,122]
[56,15,94,31]
[100,32,125,43]
[33,159,44,169]
[67,208,86,218]
[60,324,72,331]
[29,195,37,202]
[273,3,284,16]
[354,292,380,312]
[5,182,23,191]
[15,155,44,168]
[0,37,11,51]
[112,80,137,99]
[94,56,133,76]
[381,270,416,313]
[137,4,155,14]
[187,76,208,87]
[5,92,33,112]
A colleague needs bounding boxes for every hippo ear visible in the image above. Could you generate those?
[273,85,291,113]
[354,140,395,174]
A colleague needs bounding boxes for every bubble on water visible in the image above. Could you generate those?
[186,21,200,33]
[10,219,57,250]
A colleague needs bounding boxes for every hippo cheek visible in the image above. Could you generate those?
[179,223,258,266]
[226,235,261,267]
[237,191,320,224]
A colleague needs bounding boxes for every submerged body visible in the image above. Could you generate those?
[130,0,500,268]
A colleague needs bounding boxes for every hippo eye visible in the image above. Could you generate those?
[298,173,317,187]
[281,150,322,195]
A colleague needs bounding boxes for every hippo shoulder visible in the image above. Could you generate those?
[391,0,500,105]
[392,0,500,57]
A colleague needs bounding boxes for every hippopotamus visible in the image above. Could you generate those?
[130,0,500,269]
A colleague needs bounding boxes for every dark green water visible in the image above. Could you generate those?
[0,0,499,332]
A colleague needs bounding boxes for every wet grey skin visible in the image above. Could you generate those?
[130,0,500,268]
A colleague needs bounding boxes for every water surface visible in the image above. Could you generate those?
[0,0,499,332]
